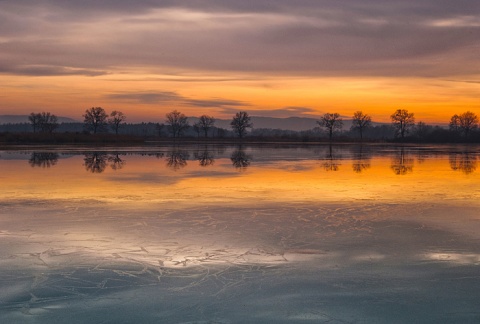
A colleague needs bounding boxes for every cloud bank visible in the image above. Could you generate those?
[1,0,479,78]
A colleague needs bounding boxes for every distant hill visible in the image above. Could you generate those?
[190,116,319,132]
[190,116,387,132]
[0,115,79,124]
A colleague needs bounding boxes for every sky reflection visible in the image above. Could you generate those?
[1,145,478,206]
[1,145,480,322]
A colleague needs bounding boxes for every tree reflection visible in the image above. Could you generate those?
[351,146,371,173]
[449,152,477,174]
[322,145,341,171]
[84,152,108,173]
[194,147,215,167]
[231,147,251,170]
[29,152,59,168]
[390,148,414,175]
[108,153,126,170]
[166,149,189,170]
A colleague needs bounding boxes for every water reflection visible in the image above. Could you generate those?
[351,146,371,173]
[390,148,414,175]
[84,152,108,173]
[166,149,189,170]
[194,146,215,167]
[231,147,251,170]
[321,145,341,171]
[12,145,480,177]
[29,152,59,168]
[449,152,478,174]
[108,153,126,170]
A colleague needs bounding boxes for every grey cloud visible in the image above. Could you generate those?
[184,98,249,108]
[219,106,320,118]
[106,91,183,104]
[106,91,250,108]
[0,1,479,77]
[0,64,107,77]
[445,80,480,84]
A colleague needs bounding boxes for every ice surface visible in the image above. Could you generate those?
[0,145,479,323]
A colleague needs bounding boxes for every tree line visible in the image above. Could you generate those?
[24,107,479,142]
[317,109,479,141]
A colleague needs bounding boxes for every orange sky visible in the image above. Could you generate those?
[1,1,479,123]
[2,74,479,124]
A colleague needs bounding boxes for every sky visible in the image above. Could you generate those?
[0,0,479,123]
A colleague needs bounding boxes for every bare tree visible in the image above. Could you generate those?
[449,114,461,134]
[193,122,201,138]
[108,111,126,135]
[83,107,108,134]
[317,113,343,141]
[198,115,215,137]
[28,113,42,133]
[351,111,371,140]
[29,112,59,133]
[156,123,165,137]
[39,112,58,133]
[165,110,189,138]
[414,121,432,141]
[230,111,252,138]
[390,109,415,139]
[458,111,478,137]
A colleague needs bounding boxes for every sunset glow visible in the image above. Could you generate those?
[1,1,479,123]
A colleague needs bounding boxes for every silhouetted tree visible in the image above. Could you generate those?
[193,122,201,138]
[28,113,42,133]
[390,109,415,139]
[39,112,59,133]
[231,147,251,169]
[449,114,461,134]
[198,115,215,137]
[29,152,59,168]
[390,148,414,175]
[231,111,252,138]
[457,111,478,138]
[83,107,108,134]
[317,113,343,141]
[28,112,58,133]
[108,111,126,135]
[216,128,227,138]
[166,110,189,138]
[351,111,371,140]
[156,123,165,137]
[414,121,432,141]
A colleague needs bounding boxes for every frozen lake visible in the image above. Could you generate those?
[0,144,479,323]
